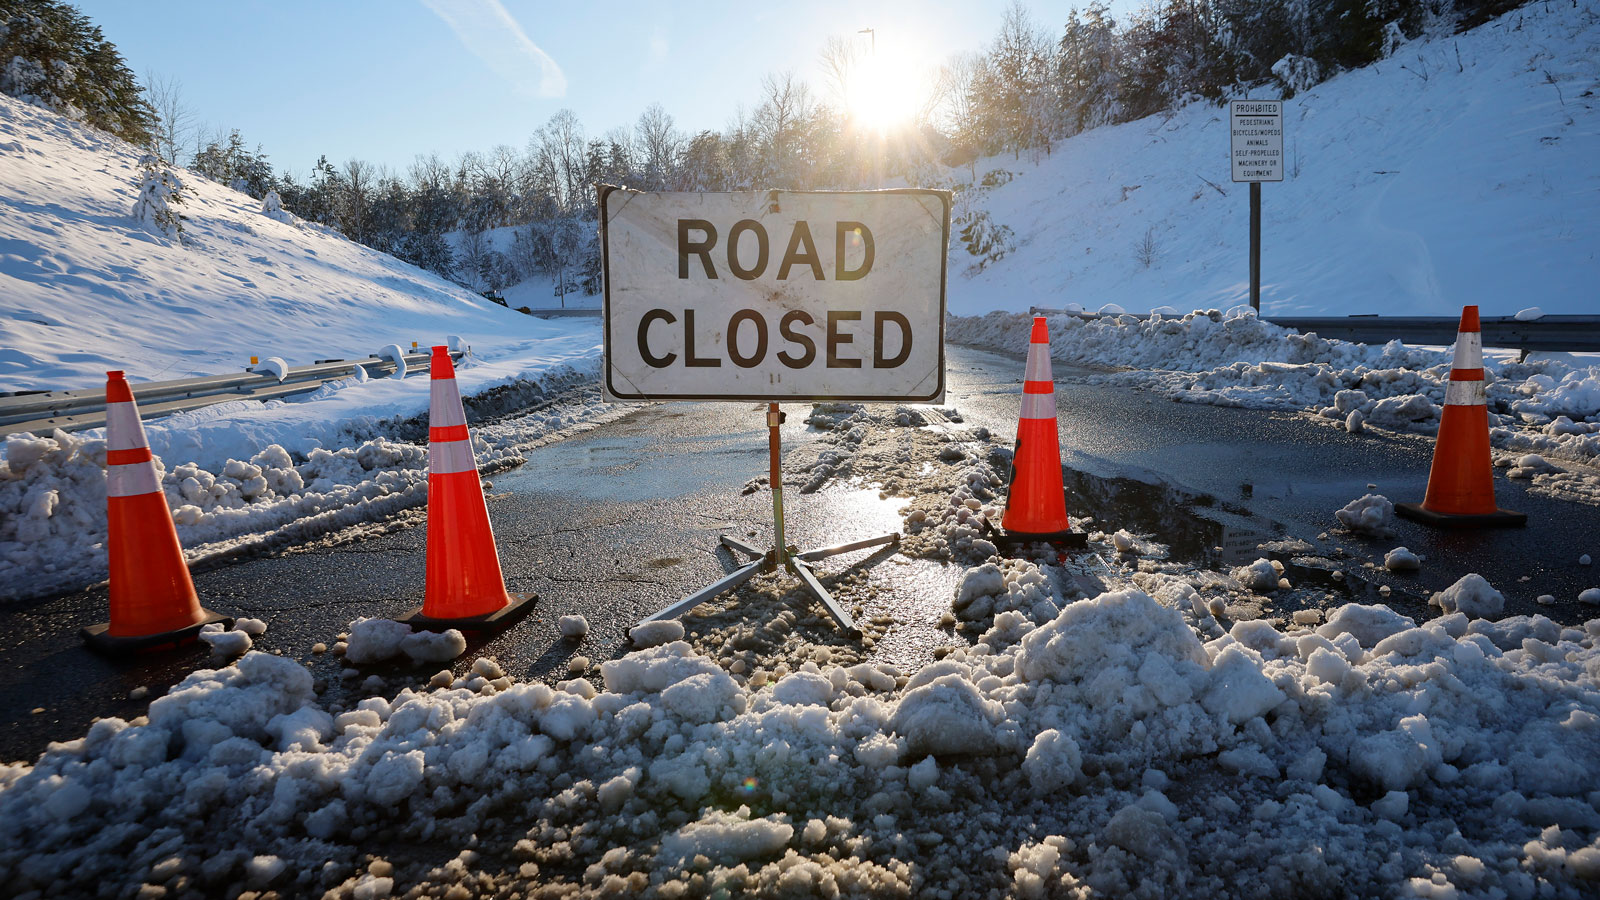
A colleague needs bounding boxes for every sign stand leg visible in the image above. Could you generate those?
[1249,181,1261,312]
[632,403,900,642]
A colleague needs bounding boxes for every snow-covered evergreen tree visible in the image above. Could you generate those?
[0,0,153,144]
[259,189,293,224]
[131,153,185,240]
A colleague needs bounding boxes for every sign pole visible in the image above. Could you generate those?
[1250,181,1261,312]
[767,402,786,566]
[1229,100,1283,315]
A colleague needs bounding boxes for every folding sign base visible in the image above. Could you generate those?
[632,533,899,641]
[631,402,899,642]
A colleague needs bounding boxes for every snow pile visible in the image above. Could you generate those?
[0,571,1598,897]
[343,618,467,665]
[1334,493,1395,537]
[0,362,614,602]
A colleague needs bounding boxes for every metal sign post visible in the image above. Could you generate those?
[1230,100,1284,312]
[601,187,950,638]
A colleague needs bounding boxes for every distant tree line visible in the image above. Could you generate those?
[2,0,1526,298]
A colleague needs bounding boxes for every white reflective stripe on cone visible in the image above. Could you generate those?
[430,439,477,475]
[107,462,160,498]
[429,380,467,427]
[105,401,148,451]
[1443,379,1487,407]
[1020,391,1056,420]
[1451,331,1483,371]
[1023,347,1052,383]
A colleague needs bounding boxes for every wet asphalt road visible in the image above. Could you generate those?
[2,344,1597,763]
[944,345,1599,612]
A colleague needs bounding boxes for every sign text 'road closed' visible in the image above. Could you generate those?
[600,188,950,402]
[1230,100,1284,183]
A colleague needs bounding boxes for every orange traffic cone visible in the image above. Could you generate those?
[399,347,536,629]
[996,317,1085,546]
[82,371,230,652]
[1395,306,1525,528]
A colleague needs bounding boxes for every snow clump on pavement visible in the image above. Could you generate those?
[1231,558,1282,593]
[196,622,252,658]
[1334,493,1395,537]
[560,614,590,640]
[343,617,467,665]
[1384,546,1422,572]
[1429,573,1507,619]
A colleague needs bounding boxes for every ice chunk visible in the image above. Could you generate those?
[907,756,940,792]
[1318,604,1414,648]
[659,670,739,724]
[771,671,833,707]
[657,806,793,866]
[1022,729,1082,791]
[1201,645,1286,724]
[1371,790,1409,820]
[1579,588,1600,606]
[890,672,1002,757]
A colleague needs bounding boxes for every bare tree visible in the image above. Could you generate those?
[819,35,862,111]
[634,103,680,191]
[753,72,812,184]
[341,158,375,243]
[526,110,589,215]
[143,70,192,166]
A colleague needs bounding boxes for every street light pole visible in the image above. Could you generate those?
[858,27,874,54]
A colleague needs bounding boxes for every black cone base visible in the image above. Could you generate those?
[1395,502,1526,529]
[398,592,537,631]
[82,608,233,654]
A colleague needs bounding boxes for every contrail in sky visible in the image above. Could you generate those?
[420,0,567,97]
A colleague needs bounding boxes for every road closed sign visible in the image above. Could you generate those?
[599,187,950,402]
[1230,100,1284,182]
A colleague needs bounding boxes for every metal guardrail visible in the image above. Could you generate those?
[525,308,602,318]
[1026,309,1600,354]
[0,350,462,438]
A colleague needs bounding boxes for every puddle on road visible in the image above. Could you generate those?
[495,430,763,502]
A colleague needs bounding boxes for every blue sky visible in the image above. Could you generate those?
[77,0,1139,179]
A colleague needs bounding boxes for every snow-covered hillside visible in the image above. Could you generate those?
[0,92,612,601]
[949,0,1600,318]
[0,92,596,392]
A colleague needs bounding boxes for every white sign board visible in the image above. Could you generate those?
[1230,100,1284,183]
[600,188,950,402]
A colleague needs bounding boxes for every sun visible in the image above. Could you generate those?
[845,53,921,133]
